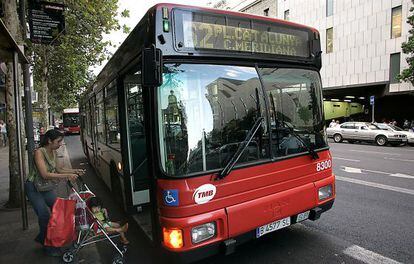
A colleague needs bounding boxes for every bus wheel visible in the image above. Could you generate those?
[111,164,124,209]
[375,135,387,146]
[333,134,343,143]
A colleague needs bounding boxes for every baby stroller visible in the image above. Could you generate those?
[62,178,127,264]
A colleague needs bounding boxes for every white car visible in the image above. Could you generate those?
[375,123,414,146]
[327,122,407,146]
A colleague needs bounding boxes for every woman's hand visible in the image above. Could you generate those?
[67,173,78,181]
[75,169,86,176]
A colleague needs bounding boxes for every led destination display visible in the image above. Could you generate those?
[177,11,310,57]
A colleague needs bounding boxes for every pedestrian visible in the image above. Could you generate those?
[335,120,340,127]
[25,129,85,257]
[329,119,336,128]
[0,120,7,147]
[403,119,409,130]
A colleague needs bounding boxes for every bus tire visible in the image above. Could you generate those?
[333,134,343,143]
[375,135,387,146]
[111,163,124,209]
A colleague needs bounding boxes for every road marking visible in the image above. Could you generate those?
[343,245,402,264]
[388,173,414,179]
[336,176,414,196]
[348,150,401,156]
[333,157,360,162]
[340,167,414,179]
[342,166,363,173]
[384,157,414,162]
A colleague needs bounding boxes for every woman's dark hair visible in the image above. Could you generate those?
[88,196,103,208]
[40,129,64,147]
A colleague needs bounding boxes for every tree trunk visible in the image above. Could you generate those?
[3,0,24,208]
[5,63,21,208]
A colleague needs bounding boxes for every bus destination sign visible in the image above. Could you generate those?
[179,14,310,57]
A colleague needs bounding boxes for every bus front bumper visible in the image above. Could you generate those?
[167,199,334,263]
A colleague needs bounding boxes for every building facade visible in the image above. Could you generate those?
[211,0,414,123]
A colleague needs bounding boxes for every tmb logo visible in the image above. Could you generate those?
[193,184,216,204]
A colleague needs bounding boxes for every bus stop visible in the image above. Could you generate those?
[0,18,29,229]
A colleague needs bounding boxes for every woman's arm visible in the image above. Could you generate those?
[56,158,85,175]
[34,150,78,181]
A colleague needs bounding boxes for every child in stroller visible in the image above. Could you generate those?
[88,197,130,245]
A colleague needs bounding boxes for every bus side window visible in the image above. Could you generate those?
[105,85,120,149]
[96,90,106,144]
[124,71,148,188]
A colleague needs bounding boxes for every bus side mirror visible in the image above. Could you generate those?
[142,45,163,86]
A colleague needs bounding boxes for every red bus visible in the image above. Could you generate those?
[80,3,334,262]
[62,108,80,134]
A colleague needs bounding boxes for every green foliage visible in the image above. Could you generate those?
[30,0,127,113]
[398,1,414,85]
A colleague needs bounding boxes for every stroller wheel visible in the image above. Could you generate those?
[112,255,125,264]
[120,244,128,254]
[62,251,75,263]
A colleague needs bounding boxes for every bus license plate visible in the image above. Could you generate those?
[296,211,310,222]
[256,217,291,238]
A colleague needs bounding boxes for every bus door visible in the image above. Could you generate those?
[123,69,150,206]
[122,66,154,240]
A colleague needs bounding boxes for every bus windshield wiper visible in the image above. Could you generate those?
[281,121,319,160]
[216,117,264,181]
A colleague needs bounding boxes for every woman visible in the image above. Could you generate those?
[25,129,84,256]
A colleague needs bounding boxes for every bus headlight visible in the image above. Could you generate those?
[191,222,216,244]
[318,185,333,201]
[163,228,183,249]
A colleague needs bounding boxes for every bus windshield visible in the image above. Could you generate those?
[63,113,80,127]
[158,64,327,177]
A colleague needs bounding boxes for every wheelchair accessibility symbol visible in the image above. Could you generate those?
[163,190,179,206]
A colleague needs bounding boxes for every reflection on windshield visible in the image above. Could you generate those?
[158,64,327,177]
[258,68,326,157]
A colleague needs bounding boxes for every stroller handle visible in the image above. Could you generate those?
[66,176,88,191]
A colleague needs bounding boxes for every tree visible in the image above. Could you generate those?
[30,0,129,124]
[2,0,24,208]
[398,1,414,85]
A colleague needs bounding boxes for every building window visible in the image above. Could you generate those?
[264,8,269,16]
[326,27,333,53]
[389,53,400,83]
[284,10,290,20]
[391,6,402,38]
[326,0,333,17]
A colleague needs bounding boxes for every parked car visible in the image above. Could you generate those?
[375,123,414,146]
[326,122,407,146]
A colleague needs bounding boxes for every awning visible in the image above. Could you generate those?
[0,19,28,63]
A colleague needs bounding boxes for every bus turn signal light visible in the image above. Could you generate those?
[163,228,183,249]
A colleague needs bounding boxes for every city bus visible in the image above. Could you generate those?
[62,108,80,134]
[80,3,335,262]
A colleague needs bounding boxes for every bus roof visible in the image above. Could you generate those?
[63,108,79,114]
[84,3,321,101]
[153,3,319,33]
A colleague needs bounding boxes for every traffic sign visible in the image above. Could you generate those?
[370,95,375,105]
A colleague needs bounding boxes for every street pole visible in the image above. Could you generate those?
[372,103,374,123]
[19,0,32,231]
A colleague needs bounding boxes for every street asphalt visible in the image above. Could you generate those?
[1,136,413,264]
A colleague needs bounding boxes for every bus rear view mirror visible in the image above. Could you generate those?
[142,45,163,86]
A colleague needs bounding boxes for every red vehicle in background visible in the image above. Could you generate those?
[61,108,80,134]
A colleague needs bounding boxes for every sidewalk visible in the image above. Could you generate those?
[0,143,102,263]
